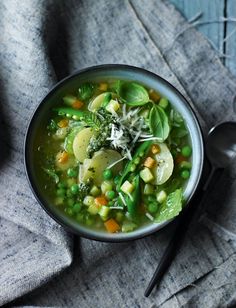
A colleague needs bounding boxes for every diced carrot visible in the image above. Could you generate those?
[151,144,160,154]
[95,196,108,206]
[57,119,69,128]
[57,151,69,164]
[175,155,186,164]
[144,156,156,168]
[104,218,120,233]
[98,83,108,91]
[72,100,84,109]
[149,89,161,102]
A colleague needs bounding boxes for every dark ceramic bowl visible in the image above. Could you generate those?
[25,64,204,242]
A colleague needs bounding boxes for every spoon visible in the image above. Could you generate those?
[144,121,236,297]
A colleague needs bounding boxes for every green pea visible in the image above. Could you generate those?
[85,215,94,226]
[181,169,190,179]
[159,97,169,109]
[116,211,124,223]
[181,146,192,157]
[76,213,84,222]
[130,164,136,172]
[114,175,120,185]
[148,202,158,213]
[73,203,82,213]
[66,189,73,197]
[67,178,76,187]
[106,190,116,200]
[139,151,145,157]
[179,161,192,170]
[108,201,114,207]
[71,184,79,195]
[148,195,156,202]
[67,168,77,177]
[56,188,66,197]
[58,182,67,189]
[65,208,73,216]
[134,157,140,165]
[67,198,74,207]
[103,169,113,180]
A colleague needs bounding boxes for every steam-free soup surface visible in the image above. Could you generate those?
[35,80,192,233]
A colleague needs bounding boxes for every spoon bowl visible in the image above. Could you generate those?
[207,122,236,168]
[145,121,236,296]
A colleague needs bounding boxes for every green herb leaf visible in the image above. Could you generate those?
[172,110,184,124]
[155,189,183,223]
[110,80,121,93]
[149,105,170,141]
[171,127,188,139]
[47,119,58,132]
[78,83,95,101]
[42,168,59,184]
[118,82,149,106]
[82,112,101,130]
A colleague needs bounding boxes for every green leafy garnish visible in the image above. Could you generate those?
[172,110,184,124]
[155,189,183,223]
[171,127,188,139]
[78,83,95,101]
[64,126,82,153]
[42,168,59,184]
[47,119,58,132]
[149,105,170,141]
[82,112,101,130]
[118,82,149,106]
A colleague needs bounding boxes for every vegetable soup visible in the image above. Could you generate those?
[35,80,192,233]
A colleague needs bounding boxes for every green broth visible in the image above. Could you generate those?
[34,80,192,233]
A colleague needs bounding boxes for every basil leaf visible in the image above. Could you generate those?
[78,83,94,101]
[149,105,170,141]
[118,82,149,106]
[155,189,183,223]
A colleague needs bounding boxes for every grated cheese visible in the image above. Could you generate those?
[107,156,126,169]
[146,213,154,221]
[110,206,124,210]
[118,192,127,207]
[106,104,152,159]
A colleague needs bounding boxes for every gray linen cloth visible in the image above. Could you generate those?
[1,0,236,307]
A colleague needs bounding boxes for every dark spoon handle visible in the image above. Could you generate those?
[144,167,223,297]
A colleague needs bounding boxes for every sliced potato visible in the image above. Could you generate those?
[151,143,174,185]
[73,127,95,162]
[79,149,123,185]
[88,92,111,111]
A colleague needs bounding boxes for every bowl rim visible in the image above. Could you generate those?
[24,64,204,242]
